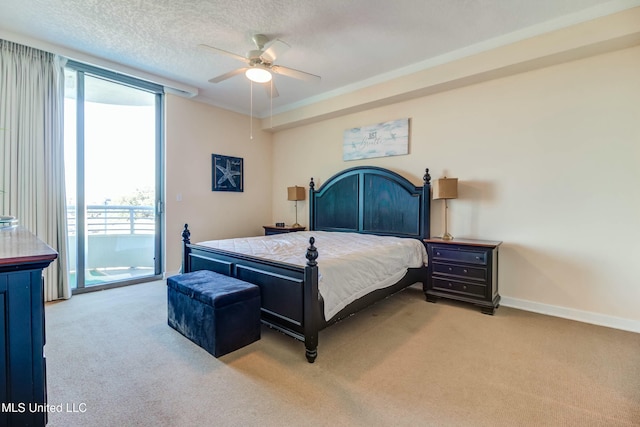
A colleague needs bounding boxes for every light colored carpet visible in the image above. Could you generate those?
[44,280,640,426]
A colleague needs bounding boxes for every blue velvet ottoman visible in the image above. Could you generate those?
[167,270,261,357]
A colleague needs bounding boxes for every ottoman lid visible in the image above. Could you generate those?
[168,270,260,308]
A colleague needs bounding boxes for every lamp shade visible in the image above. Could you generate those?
[433,177,458,200]
[287,186,305,201]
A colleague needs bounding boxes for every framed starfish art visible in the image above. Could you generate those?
[212,154,243,192]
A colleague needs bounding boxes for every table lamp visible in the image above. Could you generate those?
[433,177,458,240]
[287,186,305,227]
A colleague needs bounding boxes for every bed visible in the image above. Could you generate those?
[181,166,432,362]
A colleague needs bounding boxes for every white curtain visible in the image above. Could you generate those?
[0,39,70,301]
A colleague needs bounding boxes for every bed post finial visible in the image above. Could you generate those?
[308,178,316,232]
[423,168,431,185]
[181,224,192,274]
[306,237,318,267]
[182,224,191,244]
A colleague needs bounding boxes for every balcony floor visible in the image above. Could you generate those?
[71,267,155,287]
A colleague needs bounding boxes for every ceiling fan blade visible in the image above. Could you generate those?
[263,81,279,98]
[271,65,321,82]
[208,68,248,83]
[261,39,290,63]
[198,44,249,64]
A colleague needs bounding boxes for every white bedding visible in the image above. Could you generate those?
[197,231,428,320]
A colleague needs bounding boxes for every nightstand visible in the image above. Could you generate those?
[424,238,502,315]
[263,225,306,236]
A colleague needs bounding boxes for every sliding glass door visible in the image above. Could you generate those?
[64,62,163,292]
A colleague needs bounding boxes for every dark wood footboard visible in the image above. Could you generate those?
[182,224,321,363]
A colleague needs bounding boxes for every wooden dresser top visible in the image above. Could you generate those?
[0,226,58,267]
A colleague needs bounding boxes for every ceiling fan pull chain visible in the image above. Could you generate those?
[270,80,273,129]
[250,81,253,140]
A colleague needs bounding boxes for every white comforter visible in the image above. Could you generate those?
[197,231,428,320]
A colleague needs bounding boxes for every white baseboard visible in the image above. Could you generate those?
[501,296,640,334]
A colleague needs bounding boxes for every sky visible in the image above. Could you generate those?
[64,95,156,207]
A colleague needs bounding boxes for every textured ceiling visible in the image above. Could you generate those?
[0,0,637,117]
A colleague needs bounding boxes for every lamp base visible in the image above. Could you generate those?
[442,232,453,241]
[291,223,302,228]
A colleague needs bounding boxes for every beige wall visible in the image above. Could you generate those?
[164,94,273,273]
[270,45,640,330]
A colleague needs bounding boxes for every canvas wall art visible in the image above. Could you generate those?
[343,118,409,161]
[212,154,243,192]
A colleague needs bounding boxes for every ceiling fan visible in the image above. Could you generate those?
[199,34,320,98]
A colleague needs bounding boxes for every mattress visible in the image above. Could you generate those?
[197,231,428,320]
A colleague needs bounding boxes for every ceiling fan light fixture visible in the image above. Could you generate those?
[245,67,272,83]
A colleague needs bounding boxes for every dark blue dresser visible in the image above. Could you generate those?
[0,226,58,426]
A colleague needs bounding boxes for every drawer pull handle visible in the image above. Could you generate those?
[463,285,467,290]
[475,256,480,260]
[436,252,441,256]
[448,267,453,271]
[448,283,452,287]
[463,269,468,273]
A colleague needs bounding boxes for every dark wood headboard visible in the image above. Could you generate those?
[309,166,431,240]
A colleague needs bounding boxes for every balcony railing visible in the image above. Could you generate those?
[66,205,156,285]
[67,205,155,235]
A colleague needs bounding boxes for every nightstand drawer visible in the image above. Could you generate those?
[263,225,306,236]
[432,262,487,282]
[265,228,291,235]
[431,247,487,265]
[432,277,486,298]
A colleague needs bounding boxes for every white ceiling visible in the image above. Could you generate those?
[0,0,638,117]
